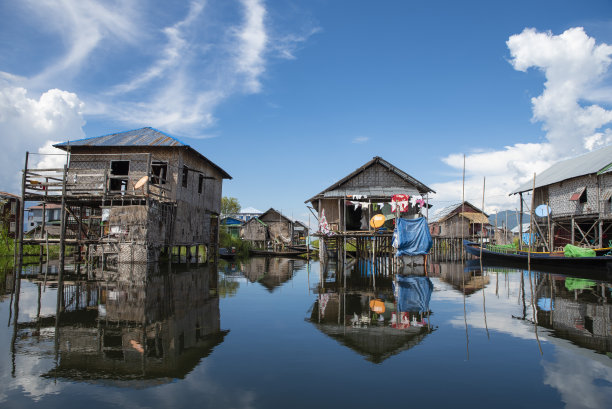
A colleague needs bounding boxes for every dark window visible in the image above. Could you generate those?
[182,166,188,188]
[151,161,167,185]
[198,174,204,194]
[110,160,129,191]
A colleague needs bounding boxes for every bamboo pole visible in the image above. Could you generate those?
[461,154,465,261]
[528,173,536,271]
[480,177,489,339]
[59,164,68,274]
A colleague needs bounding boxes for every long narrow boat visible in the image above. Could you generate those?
[463,240,612,271]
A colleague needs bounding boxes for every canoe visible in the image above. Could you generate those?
[463,240,612,271]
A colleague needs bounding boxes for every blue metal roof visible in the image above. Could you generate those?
[54,127,188,148]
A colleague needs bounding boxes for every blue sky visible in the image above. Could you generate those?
[1,0,612,223]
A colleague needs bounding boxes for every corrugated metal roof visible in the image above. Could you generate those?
[54,127,187,148]
[429,202,463,223]
[429,201,485,223]
[512,144,612,194]
[53,127,232,179]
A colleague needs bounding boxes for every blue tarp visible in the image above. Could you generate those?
[393,217,433,257]
[522,232,538,246]
[393,275,433,312]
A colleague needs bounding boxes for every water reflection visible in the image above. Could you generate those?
[309,259,435,363]
[219,257,307,293]
[11,263,226,386]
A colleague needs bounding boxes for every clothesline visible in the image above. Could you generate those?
[344,193,427,212]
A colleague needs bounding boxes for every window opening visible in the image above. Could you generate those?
[110,160,129,191]
[198,174,204,194]
[151,161,168,185]
[182,166,188,188]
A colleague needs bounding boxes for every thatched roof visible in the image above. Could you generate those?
[306,156,434,203]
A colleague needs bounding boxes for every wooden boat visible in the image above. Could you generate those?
[249,248,306,257]
[463,240,612,271]
[219,247,237,259]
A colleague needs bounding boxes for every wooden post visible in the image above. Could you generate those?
[528,173,536,271]
[599,219,603,248]
[519,193,524,251]
[571,216,575,245]
[59,164,68,274]
[14,152,28,313]
[461,154,465,260]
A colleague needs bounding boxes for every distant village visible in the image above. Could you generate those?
[1,127,611,265]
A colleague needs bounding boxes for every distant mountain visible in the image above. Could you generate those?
[489,210,530,230]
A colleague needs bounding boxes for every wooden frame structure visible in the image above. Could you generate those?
[16,127,231,270]
[512,145,612,251]
[305,156,435,260]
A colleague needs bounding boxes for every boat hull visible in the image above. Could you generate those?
[463,240,612,272]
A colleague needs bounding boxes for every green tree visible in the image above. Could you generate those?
[221,197,240,215]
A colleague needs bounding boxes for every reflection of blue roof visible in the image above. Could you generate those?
[54,127,187,148]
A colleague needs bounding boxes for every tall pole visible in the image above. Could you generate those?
[528,173,536,271]
[13,151,28,325]
[519,194,524,251]
[461,154,465,261]
[59,164,68,275]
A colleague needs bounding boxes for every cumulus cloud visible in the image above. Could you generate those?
[431,27,612,213]
[0,0,317,149]
[0,87,84,192]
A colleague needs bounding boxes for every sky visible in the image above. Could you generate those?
[1,0,612,224]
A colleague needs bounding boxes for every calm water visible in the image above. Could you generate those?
[1,257,612,408]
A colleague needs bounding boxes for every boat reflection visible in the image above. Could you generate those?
[12,263,226,385]
[309,259,435,363]
[462,260,612,357]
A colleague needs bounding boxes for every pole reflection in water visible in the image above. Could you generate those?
[3,256,612,408]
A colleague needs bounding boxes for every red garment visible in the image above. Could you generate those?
[392,194,410,202]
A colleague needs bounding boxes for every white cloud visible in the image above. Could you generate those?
[234,0,268,93]
[0,87,84,192]
[432,27,612,213]
[25,0,142,87]
[352,136,369,144]
[0,0,316,184]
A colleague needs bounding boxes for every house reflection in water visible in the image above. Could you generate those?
[221,257,307,292]
[14,263,227,385]
[309,260,434,363]
[535,274,612,354]
[430,260,490,295]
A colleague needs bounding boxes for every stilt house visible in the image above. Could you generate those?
[511,144,612,249]
[0,191,20,239]
[240,208,306,249]
[21,127,231,264]
[428,201,490,239]
[305,156,435,232]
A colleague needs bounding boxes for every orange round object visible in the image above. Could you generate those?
[369,299,385,314]
[370,214,386,228]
